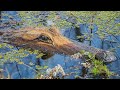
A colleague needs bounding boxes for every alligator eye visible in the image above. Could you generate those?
[35,34,53,44]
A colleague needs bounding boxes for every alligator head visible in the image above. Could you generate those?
[0,26,116,62]
[0,27,81,58]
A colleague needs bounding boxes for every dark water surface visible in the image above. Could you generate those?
[0,11,120,79]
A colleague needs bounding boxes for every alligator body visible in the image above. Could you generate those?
[0,26,116,62]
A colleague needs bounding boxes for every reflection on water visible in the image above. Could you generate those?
[0,11,120,79]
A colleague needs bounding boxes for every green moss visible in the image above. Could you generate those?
[90,60,113,78]
[79,50,113,78]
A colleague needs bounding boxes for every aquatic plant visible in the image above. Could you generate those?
[0,43,45,79]
[79,50,113,78]
[90,60,113,78]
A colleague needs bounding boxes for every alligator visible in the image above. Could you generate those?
[0,26,116,62]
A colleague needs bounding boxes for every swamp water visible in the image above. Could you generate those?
[0,11,120,79]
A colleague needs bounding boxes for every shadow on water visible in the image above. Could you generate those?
[0,11,120,79]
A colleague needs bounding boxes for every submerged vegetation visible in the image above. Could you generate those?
[0,11,120,79]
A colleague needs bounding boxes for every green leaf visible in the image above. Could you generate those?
[0,54,2,59]
[36,53,45,58]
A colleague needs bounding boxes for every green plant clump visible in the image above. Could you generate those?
[80,50,113,78]
[90,60,113,78]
